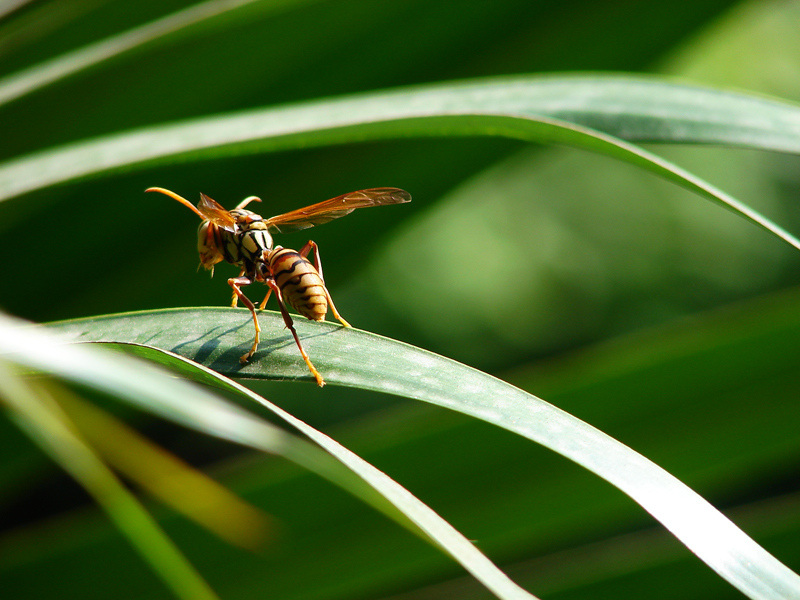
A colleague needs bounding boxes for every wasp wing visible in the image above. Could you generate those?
[197,193,236,229]
[146,187,236,227]
[264,188,411,233]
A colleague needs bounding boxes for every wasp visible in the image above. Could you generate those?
[146,186,411,386]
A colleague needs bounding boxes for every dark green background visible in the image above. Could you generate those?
[2,1,800,599]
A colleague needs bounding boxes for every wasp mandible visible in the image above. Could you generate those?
[146,186,411,386]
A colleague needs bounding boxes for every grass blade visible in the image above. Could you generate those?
[0,0,317,108]
[45,307,800,600]
[0,364,220,600]
[1,76,799,250]
[1,312,538,600]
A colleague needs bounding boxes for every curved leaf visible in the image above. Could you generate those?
[0,0,319,108]
[0,364,219,600]
[109,342,540,600]
[47,307,800,600]
[1,313,537,600]
[2,76,799,250]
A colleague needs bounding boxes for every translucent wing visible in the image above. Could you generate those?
[264,188,411,233]
[146,187,236,229]
[197,193,236,228]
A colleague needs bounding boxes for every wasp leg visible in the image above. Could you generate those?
[325,289,351,328]
[265,277,325,387]
[230,267,246,308]
[258,288,272,310]
[297,240,351,328]
[298,240,323,279]
[228,276,260,363]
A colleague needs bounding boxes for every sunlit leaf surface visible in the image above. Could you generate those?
[46,308,800,599]
[2,77,800,251]
[1,314,536,600]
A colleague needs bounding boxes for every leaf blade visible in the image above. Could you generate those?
[46,307,800,600]
[2,76,799,250]
[0,366,220,600]
[1,312,538,600]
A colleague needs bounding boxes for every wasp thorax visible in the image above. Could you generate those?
[229,209,274,261]
[230,208,263,226]
[239,229,273,261]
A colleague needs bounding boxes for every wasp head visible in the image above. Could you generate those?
[197,220,227,274]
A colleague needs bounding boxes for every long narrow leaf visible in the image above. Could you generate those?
[1,313,538,600]
[47,307,800,600]
[0,0,317,108]
[56,392,270,549]
[109,342,543,600]
[1,76,799,250]
[0,365,220,600]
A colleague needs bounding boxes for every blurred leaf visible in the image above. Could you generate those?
[54,390,270,549]
[0,364,220,600]
[0,0,739,148]
[0,0,323,108]
[364,142,796,367]
[45,307,800,599]
[663,0,800,99]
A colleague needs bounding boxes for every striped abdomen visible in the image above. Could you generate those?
[268,247,328,321]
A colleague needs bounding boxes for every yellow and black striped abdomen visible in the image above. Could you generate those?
[268,248,328,321]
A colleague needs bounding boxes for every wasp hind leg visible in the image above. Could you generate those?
[298,240,351,328]
[324,289,351,328]
[228,276,260,363]
[265,278,325,387]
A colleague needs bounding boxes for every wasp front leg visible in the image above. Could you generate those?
[228,275,261,363]
[265,277,325,387]
[258,287,272,310]
[297,240,351,328]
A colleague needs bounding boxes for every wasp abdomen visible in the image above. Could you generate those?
[269,248,328,321]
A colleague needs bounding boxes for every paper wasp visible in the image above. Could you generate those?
[146,186,411,386]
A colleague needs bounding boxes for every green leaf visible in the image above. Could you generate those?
[113,343,542,600]
[1,313,537,600]
[0,0,320,108]
[0,365,220,600]
[2,76,800,251]
[46,307,800,600]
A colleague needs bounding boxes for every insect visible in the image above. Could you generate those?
[146,186,411,386]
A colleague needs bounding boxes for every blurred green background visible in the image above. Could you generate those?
[2,0,800,598]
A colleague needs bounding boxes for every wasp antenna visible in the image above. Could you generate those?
[146,187,207,220]
[235,195,262,209]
